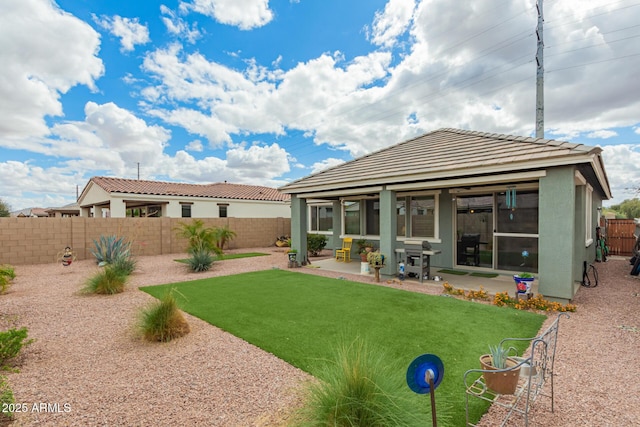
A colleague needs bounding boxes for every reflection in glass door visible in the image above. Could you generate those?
[456,195,493,268]
[495,190,539,273]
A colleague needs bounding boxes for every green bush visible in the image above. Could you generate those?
[138,290,190,342]
[307,233,328,256]
[91,235,132,266]
[0,328,33,367]
[83,266,127,294]
[296,336,421,426]
[0,265,15,294]
[0,375,14,421]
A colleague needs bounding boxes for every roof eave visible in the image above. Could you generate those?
[281,154,599,195]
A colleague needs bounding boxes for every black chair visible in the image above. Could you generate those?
[459,233,480,266]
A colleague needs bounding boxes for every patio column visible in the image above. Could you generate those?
[332,200,342,249]
[290,195,308,264]
[539,167,575,301]
[379,189,397,276]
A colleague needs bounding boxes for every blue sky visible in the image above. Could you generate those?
[1,0,639,211]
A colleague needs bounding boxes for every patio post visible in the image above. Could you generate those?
[379,189,397,277]
[290,195,308,263]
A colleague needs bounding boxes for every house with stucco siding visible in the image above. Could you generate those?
[279,128,611,302]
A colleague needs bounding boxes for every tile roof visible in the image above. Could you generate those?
[87,177,289,202]
[280,128,607,194]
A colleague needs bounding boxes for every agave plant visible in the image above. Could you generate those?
[91,235,132,266]
[186,244,215,272]
[488,343,517,369]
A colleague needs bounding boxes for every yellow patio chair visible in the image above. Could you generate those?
[335,237,353,262]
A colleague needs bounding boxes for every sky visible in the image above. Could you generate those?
[1,0,639,211]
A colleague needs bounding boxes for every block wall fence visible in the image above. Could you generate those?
[0,217,291,266]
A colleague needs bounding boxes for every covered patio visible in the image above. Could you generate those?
[305,256,534,296]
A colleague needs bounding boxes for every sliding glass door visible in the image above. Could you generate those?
[456,195,493,268]
[455,189,539,273]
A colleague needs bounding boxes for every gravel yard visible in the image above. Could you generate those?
[1,249,638,426]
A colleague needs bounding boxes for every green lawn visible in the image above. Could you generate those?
[141,270,545,425]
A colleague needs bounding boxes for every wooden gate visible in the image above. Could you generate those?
[605,219,637,256]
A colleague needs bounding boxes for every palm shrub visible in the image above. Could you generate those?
[138,289,190,342]
[0,264,16,294]
[91,235,132,266]
[175,220,217,254]
[175,220,221,272]
[214,225,237,251]
[83,266,127,294]
[296,336,421,426]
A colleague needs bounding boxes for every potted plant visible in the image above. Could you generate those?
[287,249,298,262]
[356,239,368,261]
[367,251,385,266]
[513,272,535,296]
[479,343,521,395]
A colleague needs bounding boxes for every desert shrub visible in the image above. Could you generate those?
[186,247,215,272]
[0,265,15,294]
[296,336,421,426]
[138,290,190,342]
[111,253,137,276]
[307,233,328,256]
[91,235,132,266]
[0,375,14,420]
[0,328,33,367]
[0,265,15,281]
[83,266,127,295]
[214,225,237,250]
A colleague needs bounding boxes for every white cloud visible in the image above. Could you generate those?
[94,15,150,52]
[0,0,103,141]
[368,0,416,48]
[181,0,273,30]
[160,5,202,43]
[601,144,640,204]
[50,102,171,176]
[587,130,618,139]
[310,158,346,174]
[186,139,204,151]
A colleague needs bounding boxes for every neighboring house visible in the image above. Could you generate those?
[46,203,80,217]
[77,176,291,219]
[14,208,50,217]
[279,128,612,302]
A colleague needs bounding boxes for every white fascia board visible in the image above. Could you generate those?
[296,186,384,199]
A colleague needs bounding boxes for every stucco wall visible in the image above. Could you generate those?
[0,217,290,266]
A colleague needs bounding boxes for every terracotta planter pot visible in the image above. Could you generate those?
[479,354,521,395]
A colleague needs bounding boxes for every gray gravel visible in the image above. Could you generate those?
[1,250,639,426]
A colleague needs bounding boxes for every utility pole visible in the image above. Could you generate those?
[137,162,140,180]
[535,0,544,138]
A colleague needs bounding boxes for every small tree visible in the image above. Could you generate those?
[0,199,10,217]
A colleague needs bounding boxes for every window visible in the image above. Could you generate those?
[410,195,435,237]
[585,184,593,244]
[218,204,228,218]
[396,198,406,236]
[309,204,333,232]
[365,199,380,235]
[181,204,191,218]
[343,201,360,235]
